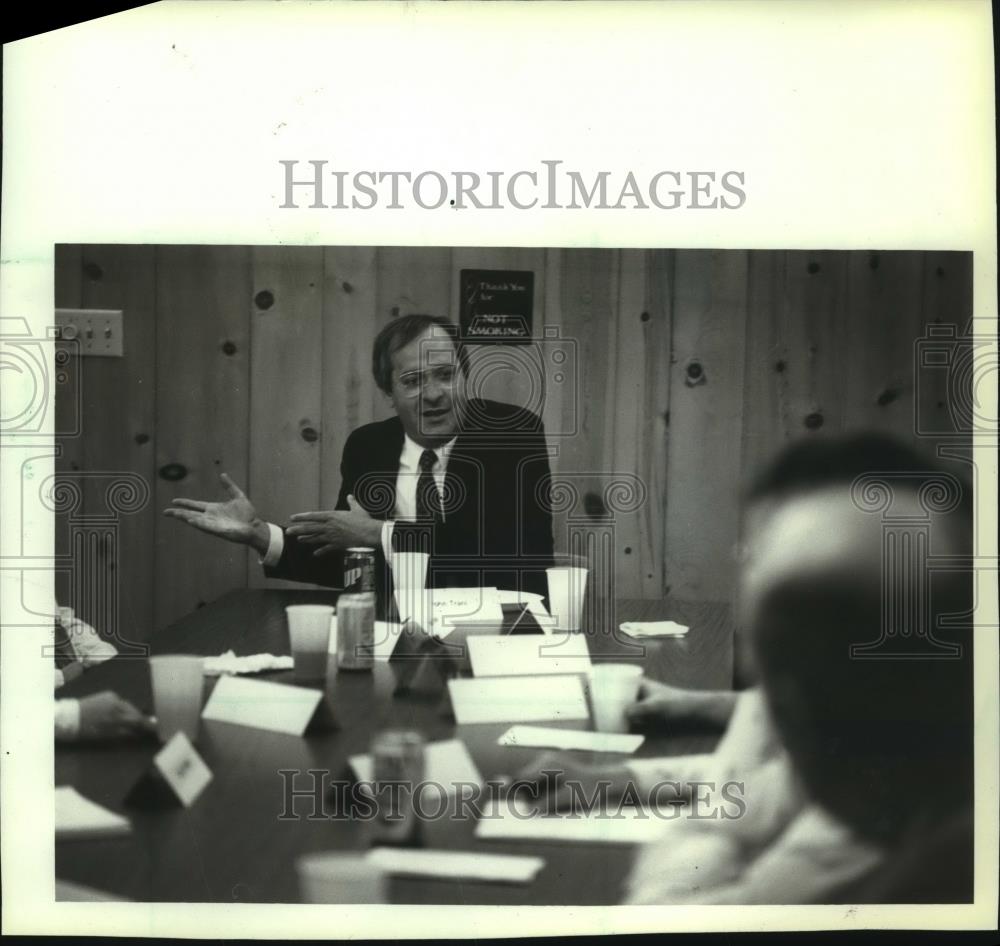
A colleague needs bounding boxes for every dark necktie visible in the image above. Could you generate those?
[415,449,443,524]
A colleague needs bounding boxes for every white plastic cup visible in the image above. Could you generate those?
[286,605,335,683]
[149,655,204,743]
[590,663,644,733]
[546,566,588,631]
[296,852,387,904]
[391,552,431,626]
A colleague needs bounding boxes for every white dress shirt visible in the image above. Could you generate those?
[262,434,456,566]
[625,688,884,903]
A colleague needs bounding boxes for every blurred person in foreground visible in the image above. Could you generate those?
[53,603,154,742]
[519,433,973,903]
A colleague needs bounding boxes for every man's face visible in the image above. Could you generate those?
[388,327,465,447]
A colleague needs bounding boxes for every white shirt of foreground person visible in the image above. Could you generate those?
[624,689,883,904]
[54,606,119,740]
[260,435,456,566]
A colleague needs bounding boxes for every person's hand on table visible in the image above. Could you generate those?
[626,677,738,731]
[78,691,156,741]
[512,750,633,811]
[286,495,382,557]
[163,473,270,555]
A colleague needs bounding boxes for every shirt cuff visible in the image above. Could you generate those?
[260,522,285,567]
[55,698,81,741]
[381,520,395,561]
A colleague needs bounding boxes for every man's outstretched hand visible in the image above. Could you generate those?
[287,495,383,557]
[163,473,270,554]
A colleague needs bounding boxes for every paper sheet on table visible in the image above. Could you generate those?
[203,650,294,676]
[475,798,669,845]
[468,633,590,678]
[366,847,544,884]
[348,738,482,801]
[448,675,589,724]
[498,725,644,754]
[56,786,131,840]
[619,620,689,639]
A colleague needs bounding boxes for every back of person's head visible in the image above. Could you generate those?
[743,432,974,847]
[371,314,468,395]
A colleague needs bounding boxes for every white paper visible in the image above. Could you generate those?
[55,787,131,840]
[396,587,504,637]
[348,738,482,801]
[448,675,590,725]
[475,799,668,845]
[201,676,323,735]
[498,725,644,754]
[366,847,544,884]
[619,620,690,639]
[202,650,294,676]
[468,634,591,678]
[152,731,213,807]
[371,621,404,660]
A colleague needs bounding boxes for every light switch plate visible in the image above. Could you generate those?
[55,308,124,357]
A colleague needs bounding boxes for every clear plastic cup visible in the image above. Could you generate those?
[296,852,387,903]
[590,663,644,733]
[546,566,588,631]
[286,605,335,683]
[149,655,204,742]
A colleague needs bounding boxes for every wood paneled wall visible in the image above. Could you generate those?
[54,246,972,639]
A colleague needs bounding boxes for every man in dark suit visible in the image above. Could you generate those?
[164,314,555,604]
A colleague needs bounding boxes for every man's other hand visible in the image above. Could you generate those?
[163,473,269,554]
[626,677,737,731]
[78,691,156,741]
[286,494,382,557]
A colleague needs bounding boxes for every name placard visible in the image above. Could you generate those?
[201,676,336,735]
[448,674,589,725]
[124,731,212,809]
[467,633,591,678]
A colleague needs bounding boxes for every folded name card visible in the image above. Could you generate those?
[124,731,213,809]
[467,634,591,678]
[201,676,336,735]
[448,675,589,725]
[396,587,504,638]
[56,786,131,840]
[498,725,644,754]
[349,738,482,801]
[366,847,544,884]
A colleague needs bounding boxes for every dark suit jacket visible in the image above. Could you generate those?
[264,398,555,602]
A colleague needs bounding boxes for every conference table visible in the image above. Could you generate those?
[55,589,733,904]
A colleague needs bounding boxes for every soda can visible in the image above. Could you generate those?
[336,591,375,671]
[372,730,426,845]
[344,547,376,594]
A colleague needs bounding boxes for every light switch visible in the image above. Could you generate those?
[55,309,124,357]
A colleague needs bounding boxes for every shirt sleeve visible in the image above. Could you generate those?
[55,698,81,741]
[260,522,285,567]
[65,614,118,666]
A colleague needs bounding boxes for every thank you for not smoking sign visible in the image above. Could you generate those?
[460,269,534,343]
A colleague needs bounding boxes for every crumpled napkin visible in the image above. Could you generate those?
[202,650,294,676]
[619,620,689,639]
